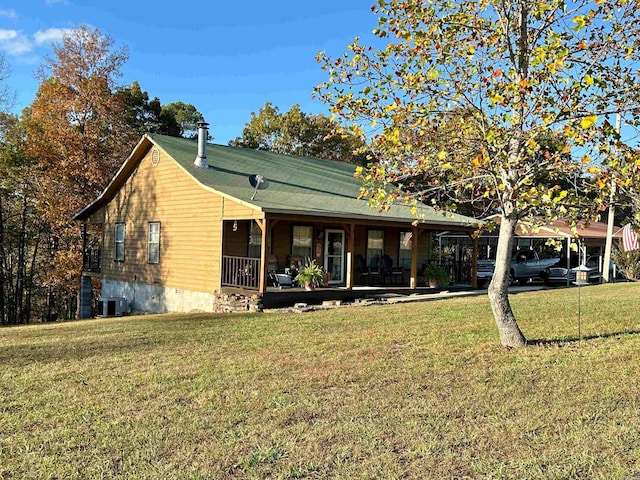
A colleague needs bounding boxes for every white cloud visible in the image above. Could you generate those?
[0,30,17,42]
[33,27,76,45]
[0,29,32,55]
[0,9,18,19]
[0,26,80,56]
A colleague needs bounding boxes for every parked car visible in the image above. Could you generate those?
[541,255,624,286]
[476,250,560,286]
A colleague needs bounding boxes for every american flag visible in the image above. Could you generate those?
[622,223,638,252]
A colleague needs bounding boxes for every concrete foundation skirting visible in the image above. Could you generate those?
[102,280,218,314]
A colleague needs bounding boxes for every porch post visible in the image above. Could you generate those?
[345,223,355,290]
[471,233,478,289]
[410,226,419,289]
[256,218,267,293]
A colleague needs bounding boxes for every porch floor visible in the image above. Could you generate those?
[261,284,476,309]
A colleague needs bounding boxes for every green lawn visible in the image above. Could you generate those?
[2,283,640,479]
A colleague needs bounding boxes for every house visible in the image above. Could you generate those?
[74,122,478,316]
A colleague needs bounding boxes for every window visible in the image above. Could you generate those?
[114,222,125,261]
[291,226,313,260]
[248,222,262,258]
[367,230,384,267]
[399,231,412,268]
[148,222,161,264]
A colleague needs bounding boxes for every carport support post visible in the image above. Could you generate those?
[471,235,478,289]
[603,113,621,283]
[566,236,571,287]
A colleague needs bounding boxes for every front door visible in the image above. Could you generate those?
[324,229,345,284]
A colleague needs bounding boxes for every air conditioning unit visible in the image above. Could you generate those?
[97,297,127,317]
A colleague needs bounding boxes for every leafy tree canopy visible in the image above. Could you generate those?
[119,82,203,139]
[316,0,640,347]
[161,101,202,138]
[230,101,369,164]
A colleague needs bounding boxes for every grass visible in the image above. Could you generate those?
[2,283,640,479]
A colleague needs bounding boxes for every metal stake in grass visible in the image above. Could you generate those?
[577,281,582,344]
[574,264,591,344]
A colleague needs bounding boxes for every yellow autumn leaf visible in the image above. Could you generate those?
[580,115,597,129]
[581,154,591,163]
[437,151,447,160]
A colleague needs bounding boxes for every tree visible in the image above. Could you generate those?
[0,53,13,112]
[316,0,640,347]
[119,80,163,138]
[161,101,203,138]
[230,102,369,163]
[25,26,130,318]
[0,113,44,324]
[119,82,203,138]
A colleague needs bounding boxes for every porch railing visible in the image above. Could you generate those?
[82,248,101,273]
[222,256,260,290]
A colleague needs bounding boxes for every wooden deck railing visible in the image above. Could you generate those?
[82,248,101,273]
[222,256,260,290]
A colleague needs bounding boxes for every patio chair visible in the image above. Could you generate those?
[381,254,404,285]
[355,254,371,285]
[356,254,381,285]
[266,254,293,288]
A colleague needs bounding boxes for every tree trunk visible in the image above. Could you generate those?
[15,193,28,324]
[0,196,5,325]
[24,227,42,323]
[487,214,527,347]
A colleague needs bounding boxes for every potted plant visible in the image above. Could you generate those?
[294,259,326,291]
[424,265,450,288]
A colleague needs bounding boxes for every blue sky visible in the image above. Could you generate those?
[0,0,377,144]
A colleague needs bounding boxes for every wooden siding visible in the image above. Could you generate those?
[222,199,263,220]
[98,147,262,293]
[223,220,251,257]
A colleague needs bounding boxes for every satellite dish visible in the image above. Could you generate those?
[249,174,269,200]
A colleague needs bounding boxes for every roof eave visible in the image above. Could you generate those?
[261,207,477,229]
[73,135,153,221]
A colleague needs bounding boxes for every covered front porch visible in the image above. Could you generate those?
[220,213,479,304]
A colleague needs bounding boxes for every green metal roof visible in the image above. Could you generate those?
[151,134,476,227]
[75,133,477,228]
